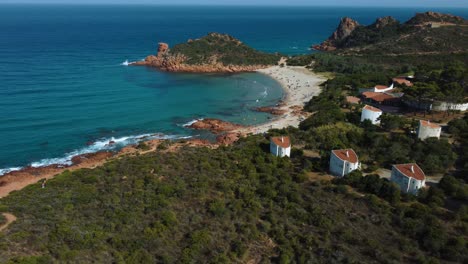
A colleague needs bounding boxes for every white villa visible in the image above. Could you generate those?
[270,136,291,157]
[417,120,441,140]
[329,149,360,177]
[391,163,426,194]
[361,105,383,124]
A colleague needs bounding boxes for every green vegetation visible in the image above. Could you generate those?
[0,14,467,263]
[170,33,281,66]
[0,134,466,263]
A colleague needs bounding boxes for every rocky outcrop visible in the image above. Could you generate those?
[132,34,277,73]
[187,118,243,134]
[253,106,287,116]
[405,12,467,26]
[216,132,241,145]
[312,17,359,51]
[371,16,399,29]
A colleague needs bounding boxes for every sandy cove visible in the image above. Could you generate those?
[238,65,326,134]
[0,66,325,198]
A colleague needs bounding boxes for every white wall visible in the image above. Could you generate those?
[391,168,425,194]
[329,153,359,177]
[361,108,382,124]
[417,125,441,140]
[270,142,290,157]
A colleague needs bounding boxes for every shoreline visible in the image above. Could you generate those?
[0,65,326,198]
[238,65,326,135]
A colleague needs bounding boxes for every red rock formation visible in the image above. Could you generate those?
[131,41,270,73]
[187,118,243,134]
[254,106,287,116]
[312,17,359,51]
[216,132,241,145]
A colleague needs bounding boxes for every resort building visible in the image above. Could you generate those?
[361,105,383,124]
[329,149,360,177]
[270,136,291,157]
[417,120,441,140]
[361,91,402,107]
[391,163,426,194]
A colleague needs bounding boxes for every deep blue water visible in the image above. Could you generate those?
[0,5,467,173]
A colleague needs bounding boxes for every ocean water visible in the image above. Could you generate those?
[0,5,467,173]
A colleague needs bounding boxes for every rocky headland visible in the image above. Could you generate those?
[132,33,281,73]
[312,12,467,54]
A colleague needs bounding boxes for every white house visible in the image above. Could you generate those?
[417,120,441,140]
[390,163,426,194]
[361,105,383,124]
[270,136,291,157]
[329,149,360,177]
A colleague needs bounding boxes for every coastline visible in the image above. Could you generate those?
[0,65,325,198]
[237,65,326,135]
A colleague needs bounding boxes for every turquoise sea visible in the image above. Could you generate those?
[0,4,467,174]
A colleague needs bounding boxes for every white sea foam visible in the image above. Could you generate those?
[121,60,130,66]
[181,118,204,127]
[0,167,22,176]
[261,87,268,98]
[0,133,192,176]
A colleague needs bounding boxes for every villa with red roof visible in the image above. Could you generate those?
[390,163,426,194]
[417,120,441,140]
[270,136,291,157]
[361,105,383,124]
[329,149,360,177]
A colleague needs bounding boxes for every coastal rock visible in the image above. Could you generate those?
[187,118,243,134]
[312,17,359,51]
[405,11,467,26]
[216,132,241,145]
[372,16,399,29]
[131,33,277,73]
[254,106,287,116]
[70,152,114,165]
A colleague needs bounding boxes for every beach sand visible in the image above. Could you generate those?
[0,66,325,198]
[237,65,326,134]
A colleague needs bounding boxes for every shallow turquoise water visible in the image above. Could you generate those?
[0,4,467,172]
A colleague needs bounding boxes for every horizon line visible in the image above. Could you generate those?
[1,3,468,9]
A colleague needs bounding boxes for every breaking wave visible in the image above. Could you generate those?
[0,132,192,176]
[181,118,204,127]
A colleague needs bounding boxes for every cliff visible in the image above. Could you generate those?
[312,17,359,51]
[312,12,468,55]
[133,33,281,73]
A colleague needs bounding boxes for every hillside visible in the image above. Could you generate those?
[133,33,281,73]
[313,12,468,55]
[0,134,466,263]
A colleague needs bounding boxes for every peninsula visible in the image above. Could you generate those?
[132,32,281,72]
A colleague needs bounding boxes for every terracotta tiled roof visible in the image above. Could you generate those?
[363,105,382,113]
[362,92,396,102]
[419,120,441,129]
[271,136,291,148]
[393,163,426,181]
[332,149,358,163]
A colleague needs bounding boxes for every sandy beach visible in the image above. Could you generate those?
[0,65,326,198]
[238,65,326,134]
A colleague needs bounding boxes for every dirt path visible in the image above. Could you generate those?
[0,213,17,232]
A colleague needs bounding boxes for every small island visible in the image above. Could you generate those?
[132,32,282,73]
